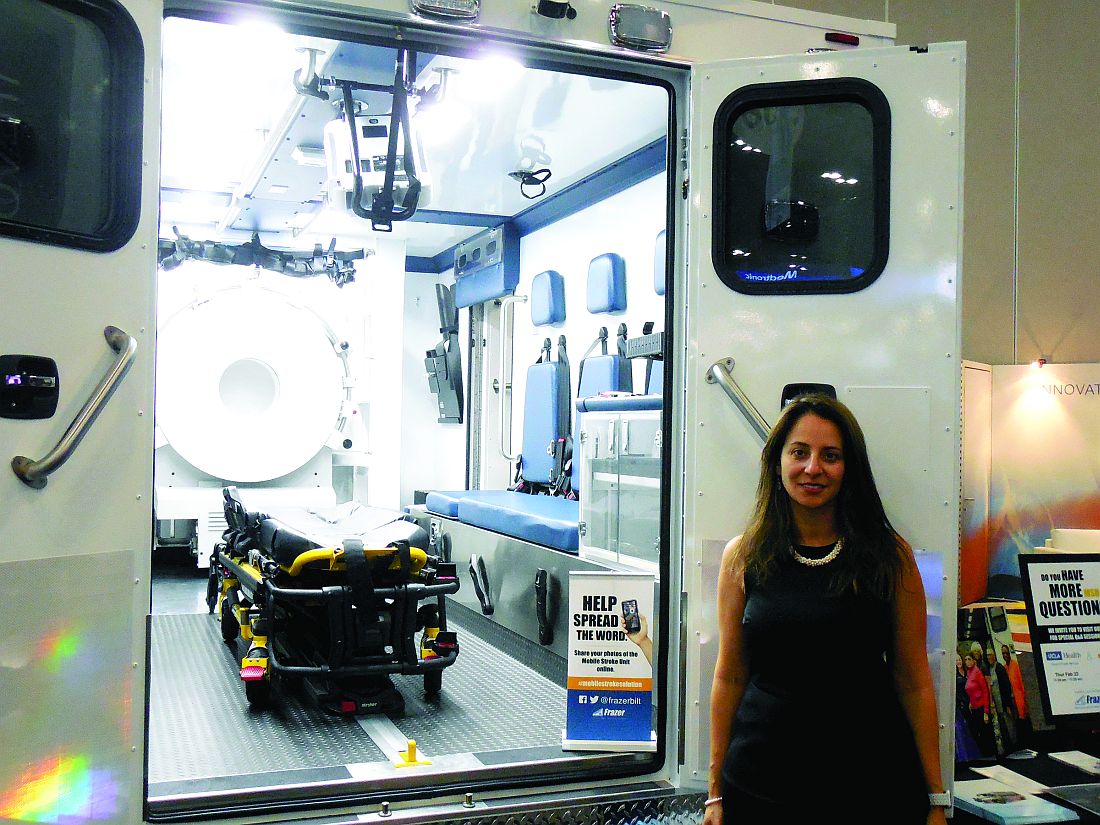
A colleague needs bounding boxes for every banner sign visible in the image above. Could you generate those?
[1018,553,1100,727]
[562,571,656,752]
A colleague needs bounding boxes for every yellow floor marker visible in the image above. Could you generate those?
[395,739,432,768]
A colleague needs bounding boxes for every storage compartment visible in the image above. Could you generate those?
[578,409,661,567]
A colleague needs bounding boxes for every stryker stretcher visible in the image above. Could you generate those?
[207,487,460,715]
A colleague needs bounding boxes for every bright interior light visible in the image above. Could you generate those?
[414,99,474,147]
[446,54,524,102]
[161,18,336,193]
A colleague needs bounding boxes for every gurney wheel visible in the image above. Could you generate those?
[245,677,271,707]
[220,590,239,643]
[424,669,442,696]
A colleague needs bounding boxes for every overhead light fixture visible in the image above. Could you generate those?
[608,4,673,53]
[409,0,480,21]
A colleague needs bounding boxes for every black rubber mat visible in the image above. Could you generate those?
[391,618,565,757]
[147,610,567,788]
[148,613,387,784]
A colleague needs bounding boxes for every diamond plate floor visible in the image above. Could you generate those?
[148,612,387,784]
[148,595,567,789]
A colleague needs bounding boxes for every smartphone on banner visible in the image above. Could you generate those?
[621,598,641,634]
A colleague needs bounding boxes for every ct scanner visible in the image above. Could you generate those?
[153,266,369,566]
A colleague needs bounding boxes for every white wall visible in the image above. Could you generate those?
[507,174,668,485]
[361,237,408,510]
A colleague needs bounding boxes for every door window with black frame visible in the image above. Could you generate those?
[711,79,890,295]
[1,0,142,251]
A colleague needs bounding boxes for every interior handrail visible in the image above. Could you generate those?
[12,326,137,489]
[498,294,528,461]
[705,357,770,444]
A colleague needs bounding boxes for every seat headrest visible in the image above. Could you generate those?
[531,269,566,326]
[586,253,627,314]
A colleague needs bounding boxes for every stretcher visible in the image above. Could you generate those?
[207,487,460,715]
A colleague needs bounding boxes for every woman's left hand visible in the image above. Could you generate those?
[927,806,948,825]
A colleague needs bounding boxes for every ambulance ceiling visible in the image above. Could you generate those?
[159,17,668,260]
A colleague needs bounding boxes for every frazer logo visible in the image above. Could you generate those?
[1074,694,1100,707]
[1046,651,1064,661]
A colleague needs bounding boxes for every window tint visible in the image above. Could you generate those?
[711,79,890,294]
[1,0,142,251]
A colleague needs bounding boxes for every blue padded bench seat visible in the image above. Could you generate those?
[423,490,580,553]
[576,394,662,414]
[424,489,521,518]
[424,490,469,518]
[458,492,579,553]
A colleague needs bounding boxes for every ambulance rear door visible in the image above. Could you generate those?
[680,43,965,788]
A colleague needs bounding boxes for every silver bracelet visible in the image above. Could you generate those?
[704,797,723,807]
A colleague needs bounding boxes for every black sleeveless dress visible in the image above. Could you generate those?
[720,543,930,824]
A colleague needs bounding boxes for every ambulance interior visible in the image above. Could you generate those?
[148,13,672,818]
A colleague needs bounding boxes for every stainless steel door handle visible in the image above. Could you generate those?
[12,326,137,489]
[705,357,770,443]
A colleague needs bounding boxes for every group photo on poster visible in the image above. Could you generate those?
[956,606,1032,763]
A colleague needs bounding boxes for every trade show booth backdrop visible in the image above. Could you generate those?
[962,363,1100,603]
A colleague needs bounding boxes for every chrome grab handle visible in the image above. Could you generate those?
[497,294,528,461]
[705,357,770,444]
[12,326,137,489]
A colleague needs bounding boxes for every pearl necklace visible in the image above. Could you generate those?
[791,537,844,567]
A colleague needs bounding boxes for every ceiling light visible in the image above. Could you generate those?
[409,0,480,20]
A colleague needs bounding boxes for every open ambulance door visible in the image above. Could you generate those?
[680,43,965,789]
[0,0,158,822]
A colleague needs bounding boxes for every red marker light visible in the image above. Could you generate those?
[240,665,265,681]
[825,32,860,46]
[340,700,357,713]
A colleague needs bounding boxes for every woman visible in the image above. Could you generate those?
[704,394,948,825]
[963,652,995,756]
[955,654,983,762]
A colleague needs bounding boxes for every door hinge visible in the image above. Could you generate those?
[679,129,689,198]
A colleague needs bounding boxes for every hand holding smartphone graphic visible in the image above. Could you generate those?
[622,599,652,666]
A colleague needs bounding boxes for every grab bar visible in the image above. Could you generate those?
[497,294,528,461]
[12,326,137,489]
[705,357,770,444]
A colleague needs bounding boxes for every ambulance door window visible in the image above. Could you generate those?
[711,78,890,294]
[0,0,143,251]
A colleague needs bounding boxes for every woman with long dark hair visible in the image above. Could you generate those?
[703,394,948,825]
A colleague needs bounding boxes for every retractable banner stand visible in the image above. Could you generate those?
[563,571,656,752]
[1019,553,1100,727]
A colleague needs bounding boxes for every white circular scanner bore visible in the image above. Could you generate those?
[219,358,280,417]
[156,287,345,482]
